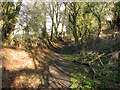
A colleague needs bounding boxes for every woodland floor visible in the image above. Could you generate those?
[1,43,75,89]
[1,39,120,89]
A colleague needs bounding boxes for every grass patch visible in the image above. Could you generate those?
[70,72,99,89]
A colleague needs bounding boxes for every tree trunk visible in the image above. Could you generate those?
[73,14,78,45]
[50,18,54,41]
[97,18,101,38]
[50,3,54,41]
[2,22,15,43]
[61,3,67,38]
[68,2,79,46]
[55,2,59,38]
[50,20,54,41]
[73,25,79,45]
[42,2,47,38]
[2,2,22,43]
[61,3,67,37]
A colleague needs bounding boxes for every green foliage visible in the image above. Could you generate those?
[113,1,120,29]
[18,1,47,38]
[36,76,42,81]
[25,79,29,82]
[70,73,99,89]
[65,41,119,89]
[64,54,77,60]
[2,2,22,43]
[2,56,6,60]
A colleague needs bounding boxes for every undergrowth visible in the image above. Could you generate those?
[63,39,120,89]
[2,34,120,89]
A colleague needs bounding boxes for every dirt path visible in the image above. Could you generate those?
[0,60,2,89]
[2,47,74,88]
[48,53,73,88]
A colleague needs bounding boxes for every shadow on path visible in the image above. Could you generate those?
[2,45,73,89]
[37,54,73,88]
[48,57,72,88]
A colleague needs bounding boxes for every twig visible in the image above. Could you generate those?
[104,50,120,60]
[89,53,104,65]
[98,58,104,66]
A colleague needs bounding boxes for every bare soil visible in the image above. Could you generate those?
[2,46,73,88]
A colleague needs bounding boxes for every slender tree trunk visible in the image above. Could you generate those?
[73,22,78,45]
[61,3,67,38]
[61,24,64,38]
[55,2,59,38]
[68,2,79,45]
[97,18,101,38]
[42,2,47,38]
[50,2,55,41]
[51,17,54,41]
[73,3,79,45]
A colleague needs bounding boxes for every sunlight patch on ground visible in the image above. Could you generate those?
[2,48,35,71]
[2,47,50,88]
[11,74,42,88]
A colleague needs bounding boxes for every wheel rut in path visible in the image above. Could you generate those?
[48,53,73,88]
